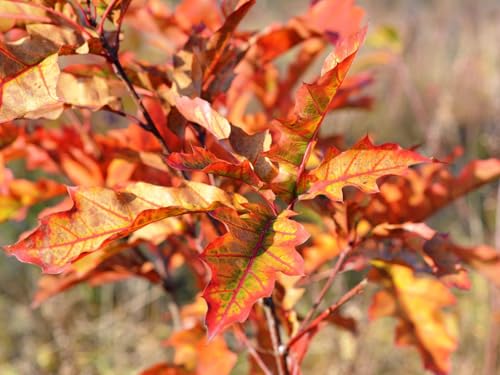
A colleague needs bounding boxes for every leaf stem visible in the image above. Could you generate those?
[98,21,171,155]
[287,278,367,350]
[233,325,273,375]
[298,245,352,331]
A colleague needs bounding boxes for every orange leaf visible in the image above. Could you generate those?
[175,96,231,140]
[166,323,237,375]
[202,204,309,338]
[0,53,62,122]
[265,28,366,167]
[361,158,500,224]
[369,261,457,375]
[4,181,245,273]
[167,146,261,185]
[301,136,429,201]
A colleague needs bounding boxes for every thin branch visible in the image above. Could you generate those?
[263,297,289,375]
[9,0,92,38]
[233,325,273,375]
[298,245,351,331]
[287,278,367,350]
[97,0,122,35]
[98,26,171,154]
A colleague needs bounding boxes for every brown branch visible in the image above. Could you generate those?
[97,12,171,155]
[298,245,351,331]
[263,297,289,375]
[287,278,367,350]
[233,325,273,375]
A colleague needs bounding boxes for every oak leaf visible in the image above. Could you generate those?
[301,136,429,201]
[265,28,367,167]
[175,96,231,140]
[202,204,309,338]
[369,261,457,375]
[167,146,261,185]
[4,181,246,273]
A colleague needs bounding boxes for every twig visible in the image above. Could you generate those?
[263,296,289,375]
[97,0,122,35]
[298,245,351,331]
[98,17,171,155]
[233,325,273,375]
[287,278,367,350]
[9,0,92,38]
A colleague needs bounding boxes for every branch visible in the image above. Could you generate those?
[233,325,273,375]
[298,245,351,331]
[263,296,289,375]
[287,278,367,350]
[98,16,171,155]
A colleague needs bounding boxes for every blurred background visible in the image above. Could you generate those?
[0,0,499,374]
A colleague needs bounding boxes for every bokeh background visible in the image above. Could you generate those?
[1,0,499,374]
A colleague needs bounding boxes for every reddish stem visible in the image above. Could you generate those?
[298,245,351,331]
[287,278,367,350]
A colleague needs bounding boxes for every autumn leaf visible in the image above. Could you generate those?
[300,136,429,201]
[167,146,261,185]
[166,323,237,375]
[369,261,457,375]
[361,158,500,224]
[57,72,126,110]
[202,204,309,338]
[265,27,366,166]
[0,53,62,122]
[32,243,160,307]
[4,181,246,273]
[175,96,231,140]
[0,122,18,149]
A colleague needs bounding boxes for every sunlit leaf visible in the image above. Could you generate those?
[0,53,62,122]
[4,181,246,273]
[301,136,429,201]
[265,27,366,166]
[202,204,309,338]
[176,96,231,140]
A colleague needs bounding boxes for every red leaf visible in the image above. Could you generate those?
[4,181,245,273]
[202,204,309,338]
[301,136,430,201]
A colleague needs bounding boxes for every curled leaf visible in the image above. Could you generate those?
[176,96,231,140]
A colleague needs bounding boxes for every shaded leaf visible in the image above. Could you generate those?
[4,181,246,273]
[202,204,309,338]
[32,243,160,307]
[167,146,261,185]
[369,261,457,375]
[301,136,429,201]
[362,158,500,224]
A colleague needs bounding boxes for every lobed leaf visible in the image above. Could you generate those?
[265,27,366,166]
[369,261,457,375]
[167,146,261,185]
[300,136,429,201]
[4,181,246,273]
[202,204,309,338]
